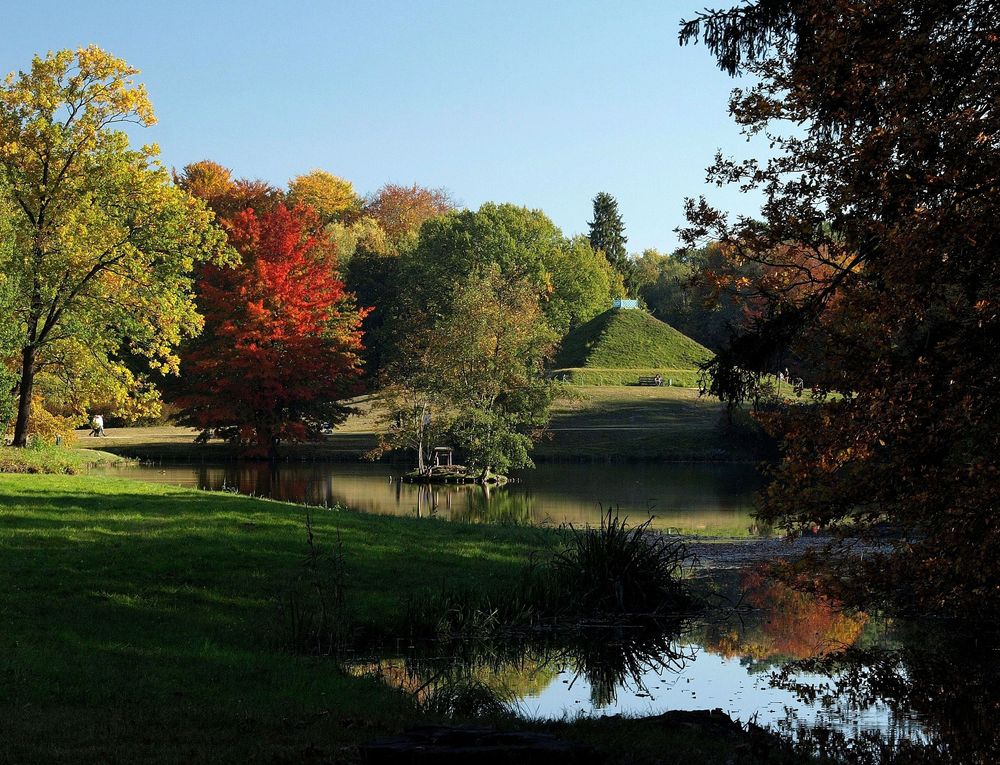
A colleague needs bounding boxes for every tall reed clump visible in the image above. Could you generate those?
[550,509,692,617]
[400,565,547,641]
[398,510,693,641]
[420,676,516,720]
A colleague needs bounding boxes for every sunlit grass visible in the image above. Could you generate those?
[0,444,126,474]
[0,474,555,762]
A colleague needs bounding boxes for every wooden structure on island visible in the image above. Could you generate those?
[432,447,453,467]
[403,445,508,485]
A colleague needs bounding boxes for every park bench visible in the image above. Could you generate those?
[637,375,663,386]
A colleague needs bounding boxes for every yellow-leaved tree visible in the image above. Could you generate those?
[287,169,360,225]
[0,47,228,445]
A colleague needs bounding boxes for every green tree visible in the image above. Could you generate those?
[378,265,556,477]
[0,48,227,445]
[340,220,397,376]
[326,215,388,270]
[395,203,614,351]
[336,183,453,379]
[680,1,1000,617]
[588,191,635,292]
[546,236,624,332]
[636,244,755,353]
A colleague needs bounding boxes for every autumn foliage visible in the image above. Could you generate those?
[176,204,366,457]
[681,1,1000,618]
[704,567,868,662]
[365,182,454,248]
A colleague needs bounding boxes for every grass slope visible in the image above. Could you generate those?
[537,386,768,462]
[0,475,758,764]
[0,475,553,762]
[0,444,127,474]
[554,309,711,385]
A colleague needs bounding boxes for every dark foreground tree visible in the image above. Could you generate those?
[680,1,1000,618]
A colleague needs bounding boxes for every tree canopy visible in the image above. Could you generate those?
[376,265,556,476]
[287,170,361,225]
[0,47,227,445]
[396,202,618,345]
[635,244,757,353]
[172,163,369,458]
[175,203,366,459]
[364,182,454,252]
[374,203,618,473]
[680,0,1000,617]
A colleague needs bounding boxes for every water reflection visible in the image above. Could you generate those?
[771,633,1000,763]
[97,461,762,533]
[348,573,935,751]
[349,617,694,713]
[697,567,869,664]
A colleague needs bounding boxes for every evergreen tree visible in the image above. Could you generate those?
[588,192,635,293]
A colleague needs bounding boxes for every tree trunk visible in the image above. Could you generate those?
[417,424,425,473]
[11,346,37,447]
[416,404,427,474]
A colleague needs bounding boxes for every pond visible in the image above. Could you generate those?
[95,460,998,759]
[347,570,995,758]
[95,461,764,534]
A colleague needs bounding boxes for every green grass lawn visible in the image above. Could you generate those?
[537,386,769,462]
[0,474,770,763]
[0,444,127,474]
[93,386,770,464]
[0,474,554,763]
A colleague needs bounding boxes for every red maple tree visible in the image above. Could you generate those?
[177,203,366,458]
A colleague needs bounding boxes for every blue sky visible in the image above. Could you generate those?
[0,0,763,252]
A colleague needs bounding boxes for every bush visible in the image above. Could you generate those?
[24,397,78,446]
[550,509,692,616]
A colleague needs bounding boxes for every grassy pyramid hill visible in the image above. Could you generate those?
[553,308,712,386]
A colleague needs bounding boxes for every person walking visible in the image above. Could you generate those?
[90,414,105,437]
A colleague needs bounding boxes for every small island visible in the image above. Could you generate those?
[402,447,509,484]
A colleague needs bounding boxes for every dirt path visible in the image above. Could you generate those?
[682,534,852,570]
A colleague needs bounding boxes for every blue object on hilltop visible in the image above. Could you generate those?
[613,298,639,309]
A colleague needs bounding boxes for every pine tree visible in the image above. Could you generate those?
[588,192,634,293]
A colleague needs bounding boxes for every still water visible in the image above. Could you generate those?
[96,461,997,757]
[349,570,940,748]
[96,461,763,534]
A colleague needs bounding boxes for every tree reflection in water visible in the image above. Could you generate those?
[345,565,1000,762]
[349,616,693,714]
[770,635,1000,765]
[698,567,1000,763]
[698,566,870,665]
[452,486,535,526]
